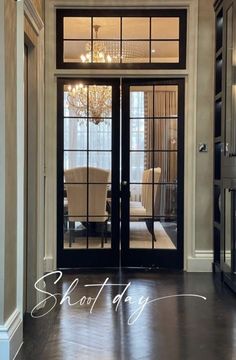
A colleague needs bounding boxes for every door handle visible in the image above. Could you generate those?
[122,181,128,186]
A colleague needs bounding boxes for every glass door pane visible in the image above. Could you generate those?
[129,85,178,250]
[63,84,112,250]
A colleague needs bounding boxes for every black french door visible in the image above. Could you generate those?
[57,78,120,267]
[57,77,184,269]
[121,78,184,269]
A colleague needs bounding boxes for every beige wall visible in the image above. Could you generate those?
[195,0,214,251]
[0,0,18,324]
[0,0,45,328]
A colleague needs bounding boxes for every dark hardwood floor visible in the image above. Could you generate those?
[16,271,236,360]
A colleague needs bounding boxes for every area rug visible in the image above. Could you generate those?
[64,221,176,249]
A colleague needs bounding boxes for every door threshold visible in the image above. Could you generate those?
[57,266,184,273]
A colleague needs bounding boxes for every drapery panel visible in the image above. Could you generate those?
[144,90,178,217]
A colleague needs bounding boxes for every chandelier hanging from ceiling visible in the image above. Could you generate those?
[79,24,146,63]
[66,25,113,125]
[80,25,113,63]
[67,84,112,125]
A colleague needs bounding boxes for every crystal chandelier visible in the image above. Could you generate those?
[67,84,112,125]
[80,25,112,63]
[80,24,147,63]
[66,25,113,125]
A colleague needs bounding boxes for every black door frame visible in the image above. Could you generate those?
[57,77,120,268]
[57,77,185,269]
[121,78,185,269]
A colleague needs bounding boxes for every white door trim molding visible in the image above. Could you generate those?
[44,0,199,271]
[24,0,44,34]
[0,310,23,360]
[15,0,45,322]
[23,0,45,313]
[0,0,6,327]
[187,251,214,272]
[16,0,24,321]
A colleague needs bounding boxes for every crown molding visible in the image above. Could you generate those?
[50,0,196,7]
[24,0,44,35]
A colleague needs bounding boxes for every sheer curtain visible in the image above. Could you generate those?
[144,90,178,216]
[130,92,145,201]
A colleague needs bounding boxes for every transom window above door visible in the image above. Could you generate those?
[56,9,187,69]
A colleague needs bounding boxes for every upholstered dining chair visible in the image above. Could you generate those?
[64,166,110,248]
[130,167,161,241]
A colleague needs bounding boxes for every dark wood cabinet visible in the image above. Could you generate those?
[213,0,236,292]
[221,180,236,291]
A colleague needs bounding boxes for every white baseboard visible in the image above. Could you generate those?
[187,250,213,272]
[0,309,23,360]
[44,256,55,272]
[44,253,214,273]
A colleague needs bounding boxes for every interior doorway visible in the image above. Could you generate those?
[57,77,184,269]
